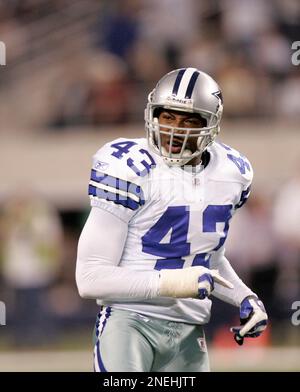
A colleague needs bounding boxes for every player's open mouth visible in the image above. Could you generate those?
[166,137,194,154]
[166,139,184,153]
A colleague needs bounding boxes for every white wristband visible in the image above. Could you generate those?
[159,266,234,298]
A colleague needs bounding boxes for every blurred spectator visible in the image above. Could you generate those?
[138,0,200,68]
[95,0,141,61]
[216,53,267,118]
[274,0,300,42]
[220,0,274,49]
[49,52,133,128]
[128,39,169,84]
[1,0,299,129]
[48,59,91,128]
[0,11,29,64]
[274,70,300,119]
[251,27,291,80]
[179,33,225,77]
[0,190,63,346]
[84,54,133,126]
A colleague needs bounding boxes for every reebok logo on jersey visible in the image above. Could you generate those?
[94,160,109,171]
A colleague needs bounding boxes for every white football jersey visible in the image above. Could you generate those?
[88,137,253,324]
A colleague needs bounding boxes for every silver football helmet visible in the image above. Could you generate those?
[145,67,223,166]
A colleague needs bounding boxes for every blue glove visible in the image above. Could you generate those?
[197,269,233,300]
[230,296,268,345]
[198,273,214,299]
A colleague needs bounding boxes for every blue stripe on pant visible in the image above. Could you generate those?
[94,307,111,372]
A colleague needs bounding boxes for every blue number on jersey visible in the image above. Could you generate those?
[142,205,232,270]
[111,141,137,159]
[128,149,156,177]
[202,204,232,250]
[219,143,251,175]
[227,154,251,175]
[142,206,190,269]
[111,141,155,177]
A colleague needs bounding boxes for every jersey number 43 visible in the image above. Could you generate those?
[141,205,232,270]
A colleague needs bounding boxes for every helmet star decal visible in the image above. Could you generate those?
[212,90,223,104]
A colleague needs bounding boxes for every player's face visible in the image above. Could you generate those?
[158,110,206,164]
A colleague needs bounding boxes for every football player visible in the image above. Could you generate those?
[76,67,268,372]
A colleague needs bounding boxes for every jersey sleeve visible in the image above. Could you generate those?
[235,182,252,210]
[210,248,256,306]
[76,207,160,301]
[217,142,254,210]
[234,156,253,210]
[88,138,152,223]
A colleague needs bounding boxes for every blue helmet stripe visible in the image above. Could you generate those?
[172,68,186,95]
[185,71,200,98]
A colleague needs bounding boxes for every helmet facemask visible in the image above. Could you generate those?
[145,99,222,166]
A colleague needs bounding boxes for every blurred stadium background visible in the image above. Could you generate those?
[0,0,300,371]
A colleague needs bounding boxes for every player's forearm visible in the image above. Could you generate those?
[76,261,160,300]
[211,254,256,307]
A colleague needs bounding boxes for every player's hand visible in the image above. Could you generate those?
[198,269,233,299]
[159,266,233,299]
[230,296,268,345]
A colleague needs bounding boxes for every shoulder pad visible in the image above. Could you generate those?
[89,138,156,211]
[92,138,156,183]
[212,142,253,186]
